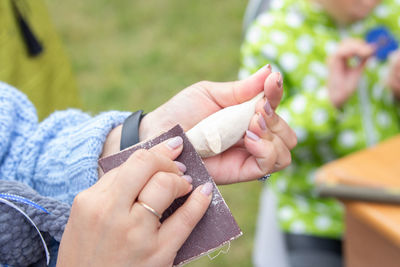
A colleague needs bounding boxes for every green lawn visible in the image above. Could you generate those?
[47,1,263,266]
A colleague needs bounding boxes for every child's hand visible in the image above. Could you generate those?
[327,39,375,108]
[386,49,400,99]
[58,138,212,267]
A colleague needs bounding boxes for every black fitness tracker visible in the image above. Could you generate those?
[120,110,145,150]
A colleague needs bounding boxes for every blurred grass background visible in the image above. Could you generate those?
[46,1,262,266]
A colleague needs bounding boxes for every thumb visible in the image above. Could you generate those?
[204,64,272,107]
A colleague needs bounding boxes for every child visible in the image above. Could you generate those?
[241,0,400,266]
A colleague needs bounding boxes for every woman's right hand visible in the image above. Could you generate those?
[327,39,375,108]
[57,137,212,267]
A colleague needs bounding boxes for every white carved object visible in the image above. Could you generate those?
[187,92,264,157]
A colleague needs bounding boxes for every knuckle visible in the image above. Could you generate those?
[72,190,112,225]
[126,227,157,257]
[289,132,298,149]
[153,172,176,192]
[269,114,280,129]
[193,80,212,90]
[281,152,292,168]
[73,191,85,204]
[87,208,107,225]
[265,146,278,169]
[130,209,146,228]
[126,229,147,248]
[179,207,197,230]
[72,191,91,212]
[181,194,207,229]
[132,149,153,163]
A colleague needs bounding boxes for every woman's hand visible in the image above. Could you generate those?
[58,138,212,267]
[327,39,375,108]
[138,66,297,184]
[386,49,400,99]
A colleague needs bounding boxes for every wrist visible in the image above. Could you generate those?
[138,112,152,142]
[138,109,171,142]
[101,125,122,159]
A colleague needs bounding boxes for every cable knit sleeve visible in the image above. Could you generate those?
[0,82,130,204]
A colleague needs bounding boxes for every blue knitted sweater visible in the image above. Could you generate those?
[0,81,130,204]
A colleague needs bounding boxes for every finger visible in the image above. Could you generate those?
[252,112,274,141]
[263,72,283,110]
[246,122,292,176]
[201,64,272,108]
[111,137,185,207]
[235,130,278,181]
[256,98,297,149]
[351,57,370,74]
[337,40,375,60]
[270,136,293,172]
[133,172,193,223]
[158,183,213,251]
[353,44,375,59]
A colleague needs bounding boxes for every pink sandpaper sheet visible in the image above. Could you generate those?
[98,125,242,266]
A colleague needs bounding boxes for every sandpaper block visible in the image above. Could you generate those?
[98,125,242,266]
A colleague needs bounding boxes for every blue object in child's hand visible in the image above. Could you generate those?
[366,26,398,61]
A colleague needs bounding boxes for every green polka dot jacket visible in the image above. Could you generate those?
[240,0,400,238]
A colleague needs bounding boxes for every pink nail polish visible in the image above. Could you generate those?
[246,130,260,141]
[201,182,213,196]
[182,175,193,184]
[257,113,267,130]
[277,73,283,88]
[175,161,186,173]
[254,64,270,75]
[167,136,183,150]
[264,99,273,116]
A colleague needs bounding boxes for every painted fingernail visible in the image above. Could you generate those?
[167,136,183,150]
[263,99,273,116]
[277,73,283,88]
[246,130,260,141]
[200,182,213,196]
[254,64,270,75]
[182,175,193,184]
[257,113,267,130]
[175,161,187,173]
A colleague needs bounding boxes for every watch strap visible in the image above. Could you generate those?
[120,110,145,150]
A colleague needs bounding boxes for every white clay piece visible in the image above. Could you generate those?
[186,92,264,157]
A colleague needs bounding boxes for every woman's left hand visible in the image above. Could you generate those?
[102,66,296,185]
[138,66,297,184]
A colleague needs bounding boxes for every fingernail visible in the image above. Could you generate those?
[246,130,260,141]
[182,175,193,184]
[277,73,283,88]
[200,182,213,196]
[257,113,267,130]
[263,99,273,116]
[167,136,183,150]
[175,161,186,173]
[254,64,269,75]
